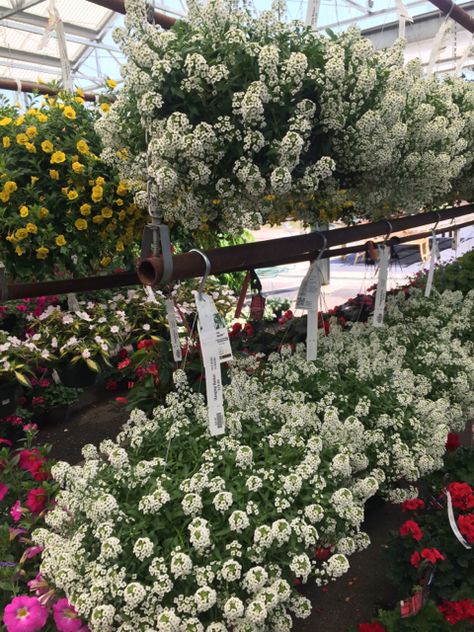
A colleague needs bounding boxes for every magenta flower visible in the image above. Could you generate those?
[53,599,84,632]
[0,482,8,502]
[10,500,22,522]
[24,546,43,559]
[27,573,48,597]
[3,595,48,632]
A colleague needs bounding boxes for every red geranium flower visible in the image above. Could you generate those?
[420,548,445,564]
[447,482,474,511]
[399,520,423,542]
[25,487,48,513]
[315,546,331,561]
[401,498,425,512]
[105,379,118,391]
[458,514,474,544]
[137,338,155,350]
[445,432,460,452]
[358,623,386,632]
[410,551,421,568]
[438,599,474,625]
[117,358,131,371]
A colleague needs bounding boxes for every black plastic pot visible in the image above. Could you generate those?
[57,362,98,388]
[0,381,18,417]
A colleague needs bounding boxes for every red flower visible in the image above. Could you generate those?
[446,432,460,452]
[315,546,331,561]
[115,397,128,405]
[284,310,293,320]
[146,362,159,376]
[447,482,474,511]
[0,438,12,446]
[358,623,386,632]
[230,322,242,336]
[105,379,118,391]
[32,396,45,406]
[401,498,425,512]
[117,347,129,359]
[410,551,421,568]
[420,548,445,564]
[117,358,131,371]
[438,599,474,625]
[399,520,423,542]
[25,487,48,513]
[244,323,254,337]
[458,514,474,544]
[137,338,155,349]
[18,449,44,472]
[127,381,135,390]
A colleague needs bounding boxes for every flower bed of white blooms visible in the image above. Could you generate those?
[34,289,474,631]
[96,0,474,234]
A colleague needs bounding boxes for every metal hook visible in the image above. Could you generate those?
[315,232,328,261]
[432,211,442,232]
[190,249,211,297]
[382,220,393,244]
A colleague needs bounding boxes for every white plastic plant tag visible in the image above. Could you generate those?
[1,398,10,406]
[144,285,157,302]
[194,291,225,436]
[372,244,390,328]
[165,299,182,363]
[446,491,472,549]
[67,293,80,312]
[296,260,323,311]
[52,369,62,385]
[451,230,459,252]
[306,308,319,361]
[424,231,440,298]
[196,293,232,363]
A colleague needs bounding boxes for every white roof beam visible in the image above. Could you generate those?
[1,11,104,39]
[0,45,63,67]
[0,0,45,20]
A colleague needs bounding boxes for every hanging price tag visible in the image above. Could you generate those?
[296,261,323,361]
[194,291,226,436]
[424,231,440,298]
[372,245,390,328]
[165,299,182,363]
[196,294,232,363]
[67,293,80,312]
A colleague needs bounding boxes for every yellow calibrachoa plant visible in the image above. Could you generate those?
[0,90,146,280]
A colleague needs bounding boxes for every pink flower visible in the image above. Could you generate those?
[0,438,13,446]
[10,500,22,522]
[53,599,84,632]
[27,574,48,597]
[23,424,38,433]
[0,482,8,501]
[24,546,43,559]
[25,488,47,514]
[3,595,48,632]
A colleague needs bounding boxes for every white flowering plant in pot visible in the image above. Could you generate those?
[34,288,474,631]
[96,0,474,237]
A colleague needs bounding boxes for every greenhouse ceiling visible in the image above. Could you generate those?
[0,0,473,93]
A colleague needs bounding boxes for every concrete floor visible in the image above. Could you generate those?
[251,220,474,309]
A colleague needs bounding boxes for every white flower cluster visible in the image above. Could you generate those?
[36,288,474,630]
[97,0,474,234]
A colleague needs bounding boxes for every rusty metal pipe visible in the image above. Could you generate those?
[0,77,97,101]
[427,0,474,33]
[85,0,177,29]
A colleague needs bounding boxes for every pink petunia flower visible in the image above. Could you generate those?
[53,599,84,632]
[24,546,43,559]
[0,482,8,501]
[10,500,22,522]
[3,595,48,632]
[25,488,47,514]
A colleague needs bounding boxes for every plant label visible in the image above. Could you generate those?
[372,245,389,327]
[165,299,182,363]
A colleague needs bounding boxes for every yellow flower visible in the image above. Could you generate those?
[101,207,113,218]
[77,139,89,155]
[116,182,128,196]
[31,176,39,185]
[39,207,49,219]
[26,222,38,234]
[116,148,128,160]
[19,206,29,218]
[6,233,17,243]
[50,151,66,164]
[106,79,117,89]
[211,199,221,205]
[118,210,126,221]
[76,87,85,97]
[63,106,76,120]
[55,235,66,247]
[4,181,17,194]
[100,256,111,267]
[0,191,10,203]
[16,133,28,145]
[25,142,36,153]
[15,228,28,240]
[0,117,12,126]
[36,247,49,260]
[49,169,60,180]
[115,198,124,206]
[37,113,48,123]
[100,103,110,113]
[74,96,85,105]
[61,187,69,195]
[116,240,124,252]
[72,161,84,174]
[67,190,79,201]
[95,177,105,186]
[91,185,103,203]
[15,116,25,126]
[80,203,91,216]
[92,215,104,224]
[74,218,88,231]
[41,140,54,153]
[15,246,25,256]
[3,136,11,148]
[26,126,37,138]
